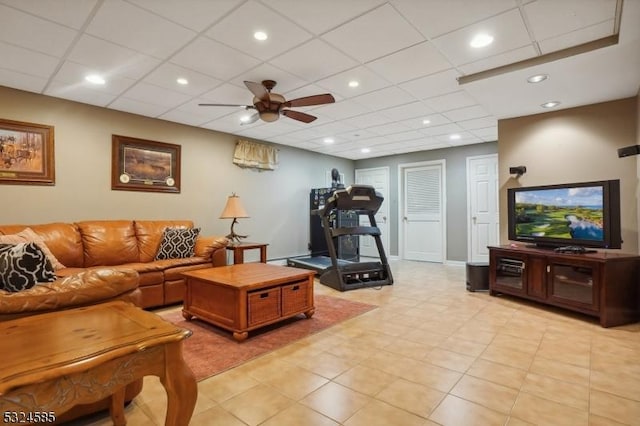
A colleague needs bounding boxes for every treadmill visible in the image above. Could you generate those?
[317,184,393,291]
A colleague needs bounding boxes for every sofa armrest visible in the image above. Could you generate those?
[0,268,140,321]
[194,235,229,266]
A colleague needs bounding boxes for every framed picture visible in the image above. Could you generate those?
[111,135,181,193]
[0,118,55,185]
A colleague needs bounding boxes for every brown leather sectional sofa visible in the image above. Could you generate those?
[0,220,228,309]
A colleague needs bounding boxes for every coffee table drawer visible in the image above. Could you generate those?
[248,287,281,326]
[281,280,311,316]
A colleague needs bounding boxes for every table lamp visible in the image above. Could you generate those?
[220,193,249,244]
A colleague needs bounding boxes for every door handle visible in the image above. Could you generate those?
[472,216,477,224]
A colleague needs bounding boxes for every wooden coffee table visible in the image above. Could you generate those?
[181,263,316,341]
[0,301,197,426]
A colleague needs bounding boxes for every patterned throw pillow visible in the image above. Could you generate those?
[0,227,66,270]
[0,242,57,292]
[155,228,201,260]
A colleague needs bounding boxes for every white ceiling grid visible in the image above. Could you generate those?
[0,0,638,159]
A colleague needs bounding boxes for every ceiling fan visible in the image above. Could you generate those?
[199,80,335,124]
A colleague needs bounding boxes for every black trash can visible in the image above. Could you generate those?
[466,262,489,292]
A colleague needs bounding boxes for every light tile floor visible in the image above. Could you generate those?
[69,260,640,425]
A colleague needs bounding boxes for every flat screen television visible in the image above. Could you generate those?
[507,180,622,249]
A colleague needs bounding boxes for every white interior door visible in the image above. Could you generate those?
[402,162,445,263]
[467,154,499,262]
[355,167,390,258]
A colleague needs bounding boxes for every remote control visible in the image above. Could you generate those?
[554,246,592,254]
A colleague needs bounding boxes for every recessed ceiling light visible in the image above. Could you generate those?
[348,80,359,88]
[361,148,370,153]
[254,31,268,41]
[527,74,548,83]
[470,33,494,48]
[422,119,431,125]
[449,134,461,140]
[240,114,252,123]
[541,101,560,108]
[176,77,188,85]
[85,74,105,85]
[323,137,334,144]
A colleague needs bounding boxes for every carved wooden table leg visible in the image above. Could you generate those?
[109,387,126,426]
[160,340,197,426]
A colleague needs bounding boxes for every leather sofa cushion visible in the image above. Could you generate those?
[0,268,139,315]
[0,223,84,267]
[135,220,193,263]
[77,221,139,267]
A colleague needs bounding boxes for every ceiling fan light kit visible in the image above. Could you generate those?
[199,80,335,124]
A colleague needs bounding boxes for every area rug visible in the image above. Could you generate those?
[158,295,377,381]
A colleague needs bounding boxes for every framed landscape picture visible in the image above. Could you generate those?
[0,118,55,185]
[111,135,181,193]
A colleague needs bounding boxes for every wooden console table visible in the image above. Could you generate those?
[182,263,315,341]
[0,302,197,425]
[226,242,268,264]
[489,245,640,327]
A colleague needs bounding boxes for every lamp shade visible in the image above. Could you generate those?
[220,194,249,219]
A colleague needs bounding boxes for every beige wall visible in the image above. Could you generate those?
[0,86,353,260]
[498,97,639,254]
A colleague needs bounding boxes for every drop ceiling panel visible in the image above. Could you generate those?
[0,4,77,57]
[420,122,464,137]
[264,0,386,35]
[128,0,243,32]
[110,97,171,117]
[316,66,390,99]
[442,105,489,122]
[423,91,478,113]
[51,61,135,95]
[458,116,498,131]
[270,38,358,82]
[366,41,452,84]
[321,3,424,63]
[0,41,59,78]
[400,69,461,100]
[86,0,196,59]
[158,109,214,127]
[170,37,261,80]
[378,101,435,121]
[206,1,312,61]
[143,63,222,96]
[352,86,417,111]
[431,9,533,67]
[457,45,537,75]
[537,21,614,54]
[311,99,371,120]
[390,0,519,39]
[68,35,161,80]
[341,112,395,129]
[46,81,118,107]
[0,0,98,29]
[0,69,47,93]
[120,82,192,109]
[524,0,617,41]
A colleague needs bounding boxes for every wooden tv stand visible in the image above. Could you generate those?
[489,245,640,327]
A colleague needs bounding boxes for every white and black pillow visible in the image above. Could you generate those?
[155,228,201,260]
[0,242,57,292]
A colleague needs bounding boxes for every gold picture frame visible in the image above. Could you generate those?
[0,118,55,185]
[111,135,181,193]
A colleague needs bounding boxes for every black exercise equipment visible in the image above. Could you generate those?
[317,184,393,291]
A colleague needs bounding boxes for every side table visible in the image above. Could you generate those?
[227,242,268,264]
[0,301,197,426]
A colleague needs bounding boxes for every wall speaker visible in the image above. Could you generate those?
[618,145,640,158]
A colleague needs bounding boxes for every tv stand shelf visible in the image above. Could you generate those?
[489,245,640,327]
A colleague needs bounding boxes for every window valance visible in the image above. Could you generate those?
[232,140,278,171]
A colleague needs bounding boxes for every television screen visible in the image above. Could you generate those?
[507,180,621,249]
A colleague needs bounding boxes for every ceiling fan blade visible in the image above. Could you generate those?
[284,94,335,108]
[244,81,269,102]
[198,103,253,109]
[241,112,260,125]
[282,109,317,123]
